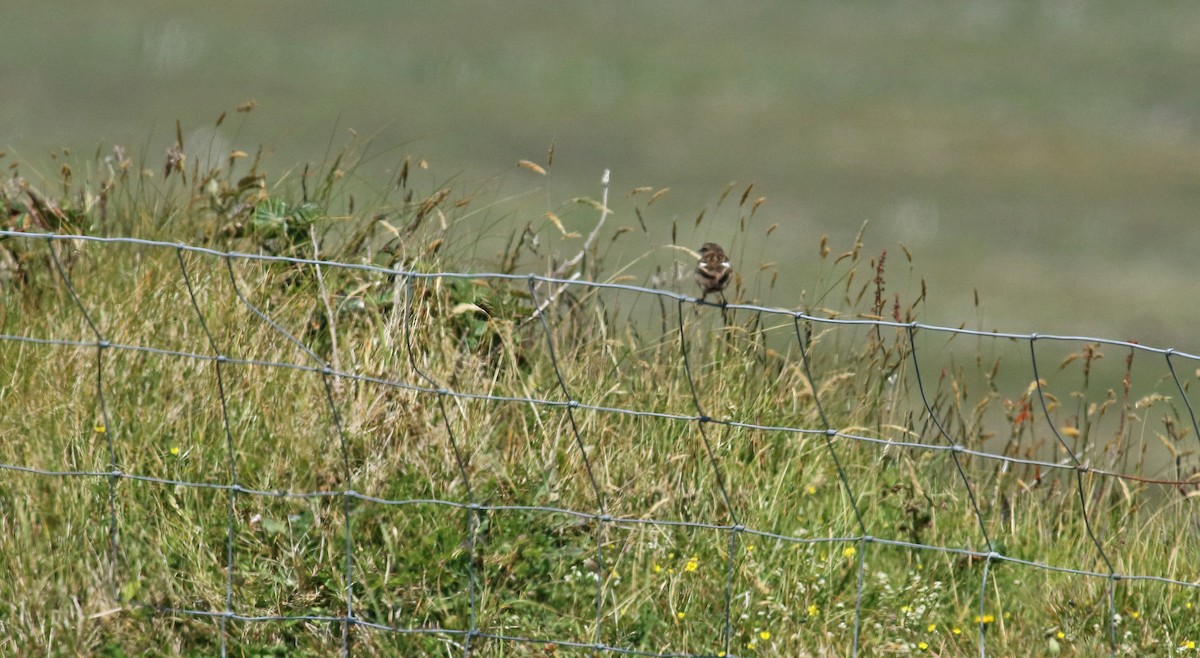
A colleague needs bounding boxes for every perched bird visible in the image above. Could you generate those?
[695,242,732,303]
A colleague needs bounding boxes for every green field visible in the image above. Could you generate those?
[3,152,1200,656]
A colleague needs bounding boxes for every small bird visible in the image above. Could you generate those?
[695,242,732,303]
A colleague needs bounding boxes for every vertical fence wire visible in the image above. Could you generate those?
[906,324,1001,654]
[792,315,870,655]
[676,299,744,656]
[527,276,611,651]
[221,255,358,655]
[1028,336,1118,654]
[176,248,240,657]
[44,239,121,606]
[401,275,480,656]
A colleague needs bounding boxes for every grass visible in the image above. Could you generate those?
[3,132,1200,657]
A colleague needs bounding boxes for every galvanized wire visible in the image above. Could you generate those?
[3,229,1200,656]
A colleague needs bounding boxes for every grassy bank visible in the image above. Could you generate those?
[2,139,1200,656]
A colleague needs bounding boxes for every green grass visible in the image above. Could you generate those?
[3,141,1200,657]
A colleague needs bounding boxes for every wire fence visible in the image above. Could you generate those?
[2,229,1199,657]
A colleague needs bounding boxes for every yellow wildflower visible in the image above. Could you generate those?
[685,557,699,572]
[843,546,857,559]
[759,631,771,640]
[807,603,819,617]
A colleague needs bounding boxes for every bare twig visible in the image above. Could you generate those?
[524,271,581,325]
[527,169,610,323]
[551,169,610,279]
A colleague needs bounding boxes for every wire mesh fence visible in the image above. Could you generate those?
[2,229,1199,656]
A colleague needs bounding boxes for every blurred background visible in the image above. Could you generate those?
[4,1,1200,348]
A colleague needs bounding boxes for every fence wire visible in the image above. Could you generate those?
[2,229,1200,657]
